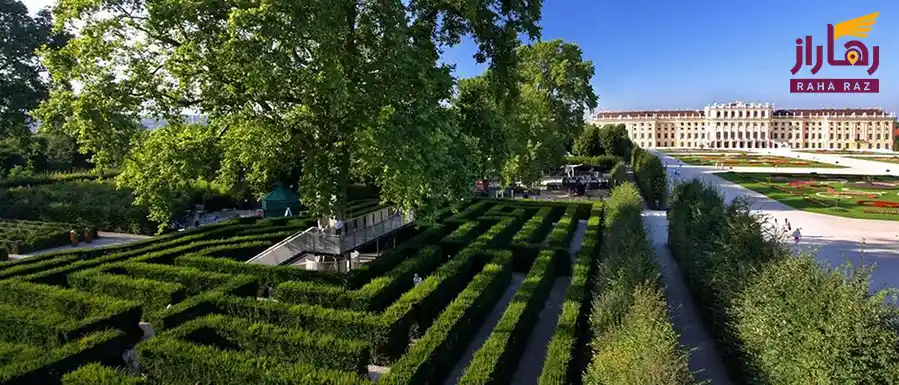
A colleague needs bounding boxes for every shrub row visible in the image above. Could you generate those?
[631,147,667,209]
[0,329,130,385]
[0,279,141,347]
[379,250,514,385]
[274,246,442,311]
[609,161,627,187]
[0,217,265,278]
[163,314,371,374]
[174,254,343,294]
[668,179,899,384]
[512,206,555,245]
[61,363,142,385]
[137,336,364,385]
[444,200,492,224]
[538,202,603,385]
[547,204,580,251]
[346,224,452,289]
[458,249,558,385]
[0,219,87,255]
[583,182,693,385]
[563,155,622,171]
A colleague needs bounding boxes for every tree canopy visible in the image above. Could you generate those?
[573,123,604,157]
[35,0,545,227]
[0,0,67,138]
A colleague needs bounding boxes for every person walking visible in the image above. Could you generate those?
[785,218,791,231]
[792,228,802,245]
[413,273,422,286]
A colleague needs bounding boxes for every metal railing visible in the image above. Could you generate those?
[246,211,415,266]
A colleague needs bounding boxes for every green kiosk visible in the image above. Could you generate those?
[261,185,300,217]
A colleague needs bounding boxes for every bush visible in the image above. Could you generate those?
[458,250,558,385]
[0,330,130,385]
[583,182,694,385]
[538,203,603,385]
[379,250,513,385]
[69,270,187,320]
[512,206,555,245]
[0,280,141,346]
[62,363,142,385]
[175,254,344,294]
[564,155,621,172]
[631,147,667,209]
[0,219,74,254]
[137,336,363,385]
[164,314,371,374]
[668,179,899,384]
[609,161,626,187]
[444,200,491,224]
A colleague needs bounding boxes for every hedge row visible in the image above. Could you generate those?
[563,155,621,171]
[19,235,278,286]
[584,182,694,385]
[0,219,87,255]
[0,329,130,385]
[609,161,627,187]
[668,179,899,384]
[61,363,142,385]
[458,249,558,385]
[274,246,442,311]
[379,250,514,385]
[346,224,452,289]
[137,336,364,385]
[174,254,343,294]
[0,279,141,347]
[164,314,371,374]
[547,204,580,251]
[512,206,556,245]
[0,217,266,278]
[538,202,603,385]
[444,200,491,224]
[630,147,667,209]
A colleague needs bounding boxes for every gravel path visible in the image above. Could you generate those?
[642,210,734,385]
[8,232,151,260]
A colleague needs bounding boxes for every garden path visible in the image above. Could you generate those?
[7,232,151,260]
[657,150,899,292]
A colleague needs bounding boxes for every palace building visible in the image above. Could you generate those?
[589,101,897,151]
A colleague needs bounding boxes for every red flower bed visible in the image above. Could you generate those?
[856,200,899,208]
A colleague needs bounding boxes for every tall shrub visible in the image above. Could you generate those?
[630,148,667,209]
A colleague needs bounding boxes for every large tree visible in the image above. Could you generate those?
[0,0,67,138]
[36,0,543,227]
[457,39,597,187]
[573,123,604,157]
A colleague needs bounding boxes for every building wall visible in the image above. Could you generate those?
[591,101,897,151]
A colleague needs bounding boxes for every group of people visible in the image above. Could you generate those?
[774,217,802,244]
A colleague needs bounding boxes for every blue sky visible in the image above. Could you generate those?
[24,0,898,114]
[442,0,899,113]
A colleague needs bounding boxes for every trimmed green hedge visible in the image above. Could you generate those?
[630,147,667,209]
[275,246,442,311]
[137,336,365,385]
[379,250,514,385]
[346,225,452,289]
[458,250,558,385]
[164,314,371,374]
[668,179,899,384]
[175,254,344,294]
[61,363,142,385]
[69,270,186,321]
[609,161,627,187]
[444,200,492,224]
[512,206,555,245]
[538,202,603,385]
[0,280,141,346]
[584,182,693,385]
[0,330,130,385]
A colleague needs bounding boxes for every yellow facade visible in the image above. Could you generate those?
[590,101,897,151]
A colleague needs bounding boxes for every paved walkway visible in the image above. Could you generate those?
[657,150,899,292]
[8,232,151,259]
[643,210,734,385]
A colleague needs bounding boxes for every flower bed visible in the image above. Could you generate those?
[856,200,899,208]
[862,209,899,215]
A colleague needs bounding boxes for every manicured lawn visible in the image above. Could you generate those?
[668,154,843,168]
[795,150,894,155]
[717,172,899,221]
[662,149,748,154]
[847,156,899,165]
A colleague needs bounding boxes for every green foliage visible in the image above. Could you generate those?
[137,336,364,385]
[563,155,621,171]
[0,219,76,254]
[610,161,627,187]
[164,314,371,374]
[631,147,667,209]
[584,182,694,385]
[668,179,899,384]
[459,250,557,385]
[0,180,159,234]
[599,124,633,160]
[379,251,513,385]
[538,203,602,385]
[69,270,186,320]
[62,363,142,385]
[175,254,344,294]
[573,124,605,156]
[0,169,116,188]
[0,330,129,385]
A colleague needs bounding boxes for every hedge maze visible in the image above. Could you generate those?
[0,198,607,385]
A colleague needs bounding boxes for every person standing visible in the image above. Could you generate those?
[793,228,802,245]
[785,218,791,231]
[413,273,422,286]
